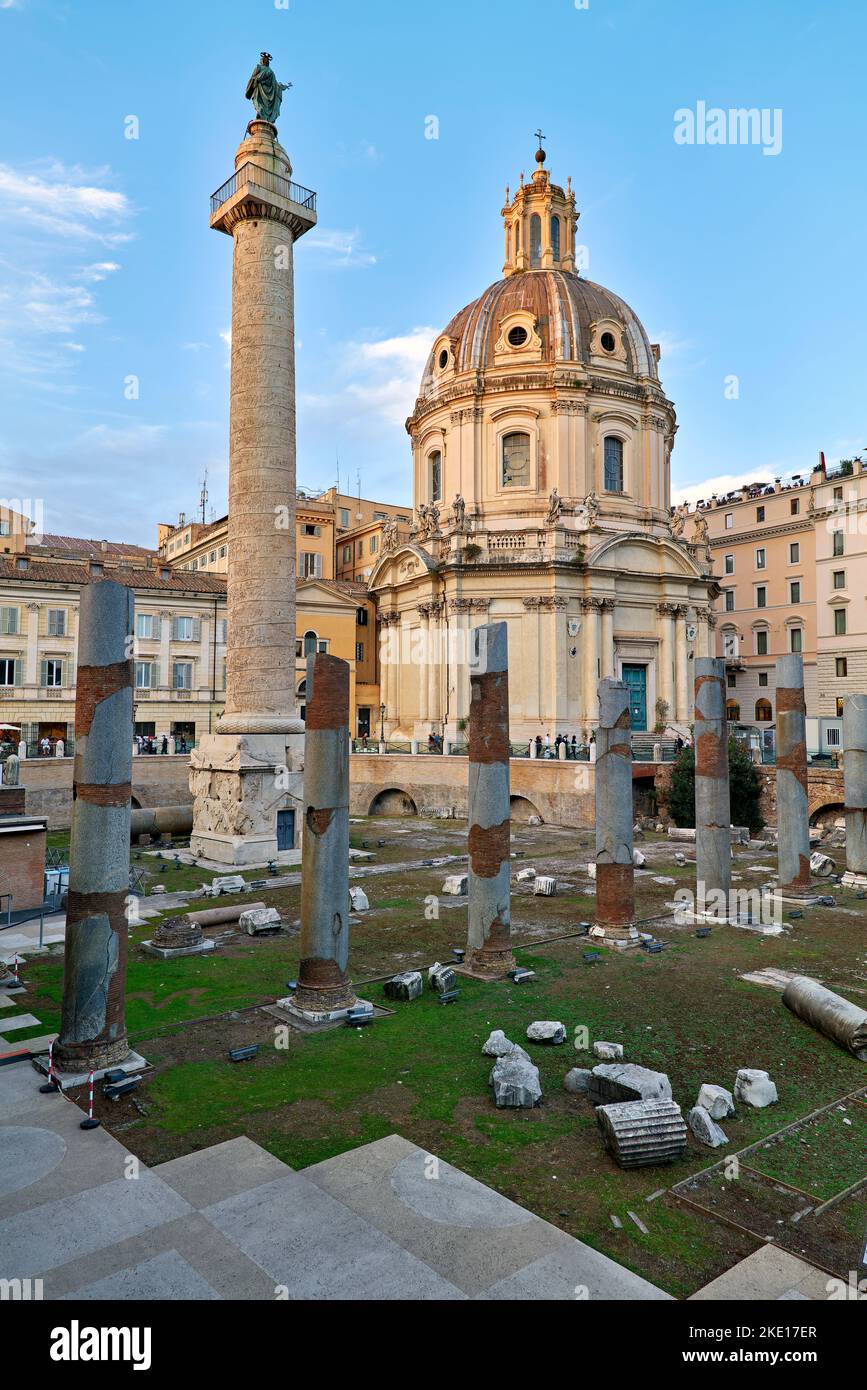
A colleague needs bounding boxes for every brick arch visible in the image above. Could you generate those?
[368,787,418,817]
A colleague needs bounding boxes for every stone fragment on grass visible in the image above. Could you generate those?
[688,1105,729,1147]
[441,874,468,896]
[428,962,456,993]
[482,1029,515,1057]
[533,875,557,896]
[588,1063,671,1105]
[239,906,281,935]
[696,1083,735,1119]
[348,886,370,912]
[734,1068,779,1108]
[526,1020,567,1044]
[564,1067,593,1095]
[490,1050,542,1108]
[593,1040,624,1061]
[384,971,423,1002]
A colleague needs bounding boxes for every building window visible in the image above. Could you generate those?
[722,630,739,659]
[727,672,737,688]
[501,432,530,488]
[833,486,843,501]
[756,586,767,608]
[725,513,733,529]
[756,629,769,655]
[429,449,442,501]
[343,545,351,563]
[301,551,323,578]
[219,546,227,558]
[172,662,193,690]
[833,529,844,556]
[209,550,217,564]
[756,506,765,521]
[833,570,846,589]
[0,658,17,686]
[828,723,842,741]
[789,542,800,563]
[790,498,800,515]
[724,590,735,612]
[755,548,766,569]
[47,609,66,636]
[836,657,848,677]
[136,613,155,640]
[302,630,318,657]
[373,511,386,522]
[318,639,328,654]
[724,554,734,574]
[790,581,801,603]
[356,607,368,626]
[370,534,378,554]
[0,606,19,636]
[790,627,803,653]
[758,672,768,687]
[550,215,560,260]
[529,212,542,267]
[135,661,154,689]
[355,642,364,661]
[726,700,741,721]
[755,698,773,721]
[40,659,63,688]
[340,508,350,528]
[834,608,847,636]
[603,436,624,493]
[172,616,198,641]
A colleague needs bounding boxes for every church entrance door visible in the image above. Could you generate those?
[621,664,647,731]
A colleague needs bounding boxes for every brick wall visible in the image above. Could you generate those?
[0,820,47,910]
[19,754,193,829]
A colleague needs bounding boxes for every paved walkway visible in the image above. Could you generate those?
[0,1060,669,1301]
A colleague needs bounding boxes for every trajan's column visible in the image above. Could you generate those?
[190,54,317,864]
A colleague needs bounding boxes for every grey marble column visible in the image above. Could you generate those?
[593,678,638,947]
[776,654,813,897]
[843,694,867,882]
[55,579,134,1072]
[466,622,515,977]
[694,658,731,914]
[294,653,356,1016]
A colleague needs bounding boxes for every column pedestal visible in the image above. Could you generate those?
[189,730,303,866]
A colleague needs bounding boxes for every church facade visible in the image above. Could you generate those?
[369,149,717,744]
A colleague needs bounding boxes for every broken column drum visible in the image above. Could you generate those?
[597,1098,688,1168]
[694,657,731,909]
[594,679,638,946]
[775,654,812,896]
[466,622,516,977]
[55,579,134,1071]
[294,653,356,1015]
[843,694,867,881]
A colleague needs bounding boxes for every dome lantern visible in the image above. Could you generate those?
[502,136,578,276]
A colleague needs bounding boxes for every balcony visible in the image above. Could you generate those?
[210,163,317,238]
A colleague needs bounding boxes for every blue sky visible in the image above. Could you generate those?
[0,0,865,545]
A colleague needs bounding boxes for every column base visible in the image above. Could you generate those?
[463,947,517,980]
[35,1049,148,1090]
[277,994,364,1027]
[841,871,867,888]
[189,731,303,867]
[589,924,641,950]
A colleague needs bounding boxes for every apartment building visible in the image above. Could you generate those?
[697,454,865,755]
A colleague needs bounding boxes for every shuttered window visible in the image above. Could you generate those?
[0,607,19,635]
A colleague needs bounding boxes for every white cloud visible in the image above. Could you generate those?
[305,226,376,268]
[672,467,780,507]
[79,261,121,282]
[301,325,435,431]
[0,163,131,243]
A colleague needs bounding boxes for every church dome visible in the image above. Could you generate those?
[417,270,658,400]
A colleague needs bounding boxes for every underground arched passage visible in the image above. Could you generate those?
[810,801,845,827]
[510,795,541,824]
[368,788,418,818]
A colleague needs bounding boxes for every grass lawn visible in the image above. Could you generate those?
[18,818,867,1299]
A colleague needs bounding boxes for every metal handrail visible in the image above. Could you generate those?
[211,162,317,216]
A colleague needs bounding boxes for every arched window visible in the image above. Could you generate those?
[550,215,560,260]
[515,220,520,252]
[603,436,624,492]
[297,679,307,698]
[530,213,542,267]
[428,449,442,502]
[726,700,741,722]
[501,431,531,487]
[303,631,317,657]
[722,628,739,659]
[755,698,772,722]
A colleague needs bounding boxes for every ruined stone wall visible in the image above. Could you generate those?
[19,755,193,829]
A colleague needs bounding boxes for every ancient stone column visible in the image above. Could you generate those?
[466,622,515,977]
[292,653,357,1018]
[593,679,638,948]
[842,694,867,885]
[55,579,134,1073]
[189,110,316,866]
[776,653,813,898]
[694,657,731,915]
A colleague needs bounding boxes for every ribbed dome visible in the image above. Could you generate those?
[418,270,657,400]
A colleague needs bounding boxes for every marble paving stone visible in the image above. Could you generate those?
[60,1249,222,1301]
[303,1133,657,1299]
[0,1013,41,1033]
[202,1172,466,1300]
[0,1170,192,1279]
[0,1126,67,1197]
[477,1245,673,1301]
[155,1136,292,1209]
[0,1101,139,1217]
[690,1246,845,1301]
[0,1062,48,1115]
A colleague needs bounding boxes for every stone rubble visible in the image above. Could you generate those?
[526,1020,567,1044]
[696,1083,735,1119]
[734,1068,779,1108]
[384,971,423,1002]
[688,1105,729,1147]
[490,1050,542,1108]
[593,1040,624,1061]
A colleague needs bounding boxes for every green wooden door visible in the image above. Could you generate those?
[621,664,647,731]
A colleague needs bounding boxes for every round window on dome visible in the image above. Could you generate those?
[507,325,528,348]
[438,348,449,370]
[600,330,617,353]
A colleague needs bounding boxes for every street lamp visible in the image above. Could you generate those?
[379,703,386,744]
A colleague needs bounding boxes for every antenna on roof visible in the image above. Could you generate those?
[356,468,362,522]
[199,470,209,525]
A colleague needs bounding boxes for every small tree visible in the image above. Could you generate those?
[666,738,765,833]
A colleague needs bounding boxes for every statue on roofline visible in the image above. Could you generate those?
[245,52,292,126]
